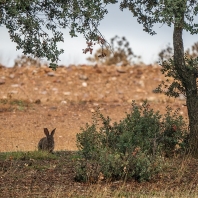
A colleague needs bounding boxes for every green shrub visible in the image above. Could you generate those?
[0,151,57,161]
[75,101,188,183]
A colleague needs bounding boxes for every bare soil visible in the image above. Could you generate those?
[0,64,188,152]
[1,64,196,198]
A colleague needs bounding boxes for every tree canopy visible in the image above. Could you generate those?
[0,0,117,69]
[120,0,198,35]
[1,1,198,69]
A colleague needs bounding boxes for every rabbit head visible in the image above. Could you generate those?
[38,128,56,153]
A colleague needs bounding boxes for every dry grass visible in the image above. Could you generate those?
[0,151,198,198]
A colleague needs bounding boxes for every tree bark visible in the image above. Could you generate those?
[173,15,198,157]
[186,96,198,157]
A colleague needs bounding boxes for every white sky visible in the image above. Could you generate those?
[0,3,198,67]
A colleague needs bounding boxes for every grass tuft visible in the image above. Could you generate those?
[0,150,58,161]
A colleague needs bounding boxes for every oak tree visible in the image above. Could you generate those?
[120,0,198,156]
[0,0,117,69]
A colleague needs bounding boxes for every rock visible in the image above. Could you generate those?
[180,111,184,115]
[82,82,87,87]
[178,94,186,100]
[9,74,15,79]
[111,77,117,81]
[95,68,102,73]
[135,80,145,88]
[63,92,71,96]
[49,106,57,110]
[127,99,133,103]
[147,96,157,102]
[117,68,126,73]
[11,84,19,88]
[117,90,123,94]
[79,74,88,80]
[0,79,5,85]
[136,88,147,94]
[90,108,95,113]
[35,99,41,104]
[52,87,58,92]
[47,72,55,77]
[32,70,37,75]
[153,77,162,82]
[41,91,47,95]
[61,100,67,105]
[83,93,89,98]
[53,79,61,83]
[10,90,18,94]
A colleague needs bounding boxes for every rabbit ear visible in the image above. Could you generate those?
[51,128,56,136]
[44,128,50,136]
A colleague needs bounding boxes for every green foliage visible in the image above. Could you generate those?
[158,42,198,63]
[1,1,198,70]
[155,54,198,98]
[120,1,198,35]
[75,101,188,183]
[0,0,116,69]
[158,43,173,63]
[118,1,198,155]
[87,35,141,66]
[0,150,57,161]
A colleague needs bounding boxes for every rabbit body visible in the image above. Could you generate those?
[38,128,56,153]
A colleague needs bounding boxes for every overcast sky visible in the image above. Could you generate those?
[0,2,198,67]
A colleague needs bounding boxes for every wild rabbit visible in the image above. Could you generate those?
[38,128,56,153]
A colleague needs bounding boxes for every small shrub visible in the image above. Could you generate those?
[75,101,188,183]
[14,55,45,67]
[157,41,198,63]
[87,35,141,66]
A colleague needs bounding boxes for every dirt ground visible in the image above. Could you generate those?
[0,64,188,152]
[1,64,198,198]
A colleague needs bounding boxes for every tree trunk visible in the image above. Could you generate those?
[173,17,198,157]
[186,96,198,157]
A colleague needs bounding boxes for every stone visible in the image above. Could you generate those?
[47,72,55,77]
[52,87,58,92]
[11,84,19,88]
[10,90,18,94]
[117,68,126,73]
[63,92,71,96]
[61,100,67,105]
[178,94,186,100]
[79,74,88,80]
[147,96,157,102]
[0,79,5,85]
[41,91,47,95]
[82,82,87,87]
[90,108,95,113]
[9,74,15,79]
[35,99,41,104]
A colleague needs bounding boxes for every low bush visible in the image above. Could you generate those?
[75,101,188,183]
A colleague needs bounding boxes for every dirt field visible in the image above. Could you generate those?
[2,64,198,198]
[0,64,188,152]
